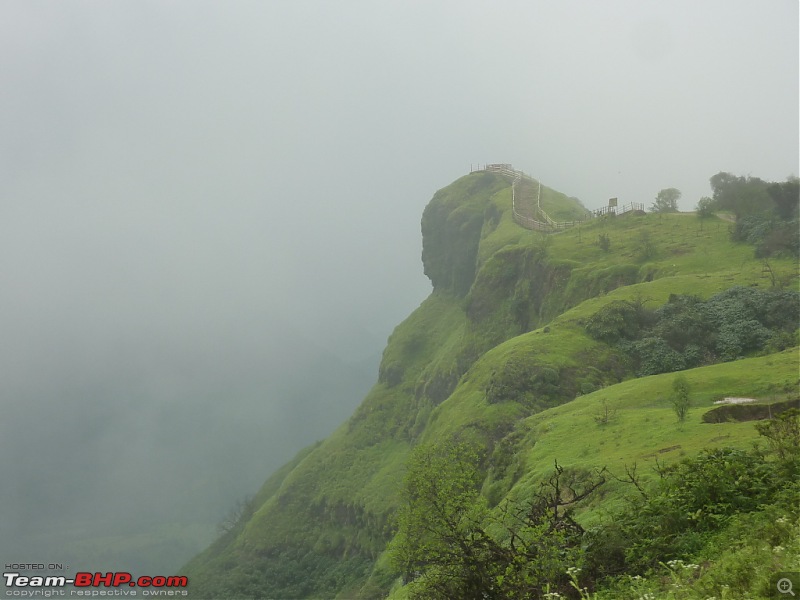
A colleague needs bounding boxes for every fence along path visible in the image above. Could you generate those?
[475,163,644,232]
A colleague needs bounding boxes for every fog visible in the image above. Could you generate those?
[1,0,797,575]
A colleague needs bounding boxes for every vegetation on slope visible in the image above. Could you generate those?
[390,407,799,599]
[183,169,798,600]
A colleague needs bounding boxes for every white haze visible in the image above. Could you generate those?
[1,0,797,575]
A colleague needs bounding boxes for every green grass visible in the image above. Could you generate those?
[537,182,591,222]
[550,211,796,283]
[183,171,799,600]
[513,348,797,492]
[476,186,528,267]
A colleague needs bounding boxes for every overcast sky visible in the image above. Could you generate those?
[1,0,797,575]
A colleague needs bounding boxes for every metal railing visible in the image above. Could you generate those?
[472,164,645,232]
[592,202,645,217]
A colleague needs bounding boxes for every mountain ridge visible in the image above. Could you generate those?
[182,169,798,599]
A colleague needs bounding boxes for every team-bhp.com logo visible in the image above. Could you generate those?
[4,571,188,596]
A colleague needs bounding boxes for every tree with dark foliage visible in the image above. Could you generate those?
[650,188,681,213]
[391,440,606,599]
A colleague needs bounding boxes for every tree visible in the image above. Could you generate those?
[651,188,681,213]
[696,196,714,216]
[217,495,255,536]
[709,171,770,219]
[766,178,800,221]
[671,375,691,422]
[390,440,495,599]
[390,440,606,599]
[755,408,799,461]
[696,196,714,232]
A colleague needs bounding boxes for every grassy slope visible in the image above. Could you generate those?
[182,173,516,598]
[538,181,590,222]
[183,172,798,599]
[514,350,797,511]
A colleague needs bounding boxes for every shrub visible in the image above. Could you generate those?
[634,230,658,262]
[585,286,799,375]
[378,360,404,387]
[485,356,535,404]
[589,447,784,574]
[485,358,563,408]
[623,337,686,376]
[755,408,800,461]
[593,398,617,426]
[585,301,645,344]
[392,449,605,600]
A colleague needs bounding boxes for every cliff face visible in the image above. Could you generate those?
[421,171,507,296]
[182,170,798,599]
[183,171,523,598]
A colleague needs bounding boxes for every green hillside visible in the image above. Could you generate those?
[182,170,799,599]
